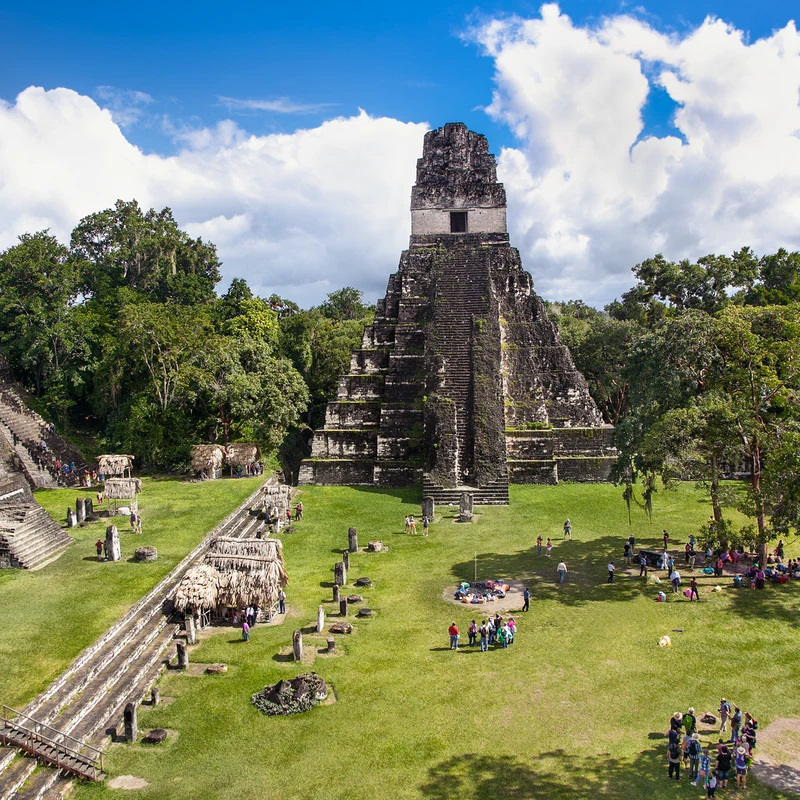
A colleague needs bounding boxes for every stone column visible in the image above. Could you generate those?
[333,584,340,603]
[316,606,325,633]
[86,498,94,516]
[176,641,188,670]
[124,702,138,743]
[185,614,197,645]
[339,598,348,617]
[348,527,358,553]
[333,562,346,587]
[76,497,86,523]
[422,496,435,520]
[67,508,77,528]
[292,630,303,662]
[150,687,160,706]
[105,525,121,562]
[342,550,350,570]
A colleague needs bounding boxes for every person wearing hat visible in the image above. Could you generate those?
[735,745,749,789]
[684,707,697,735]
[718,698,731,733]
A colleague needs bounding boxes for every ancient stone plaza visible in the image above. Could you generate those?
[300,123,615,503]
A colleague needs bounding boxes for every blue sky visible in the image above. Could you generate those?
[1,1,799,306]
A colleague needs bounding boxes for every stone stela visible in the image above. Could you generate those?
[300,123,615,504]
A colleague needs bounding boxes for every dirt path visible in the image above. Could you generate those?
[442,579,526,614]
[751,718,800,795]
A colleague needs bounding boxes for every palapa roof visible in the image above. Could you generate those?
[205,537,287,608]
[97,454,134,475]
[225,442,261,467]
[174,564,222,612]
[191,444,226,471]
[104,477,142,500]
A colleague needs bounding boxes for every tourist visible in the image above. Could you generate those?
[670,567,682,593]
[448,621,459,650]
[479,620,489,651]
[536,534,542,555]
[557,560,567,584]
[667,737,682,781]
[507,617,516,642]
[623,542,632,564]
[295,502,303,521]
[715,743,732,789]
[684,707,697,735]
[498,621,510,648]
[422,516,429,536]
[692,746,711,787]
[689,576,699,601]
[735,746,748,789]
[719,699,731,734]
[96,491,103,507]
[95,539,104,561]
[607,562,615,583]
[286,508,291,523]
[663,529,669,548]
[687,733,701,780]
[467,619,478,646]
[639,552,648,578]
[242,620,250,642]
[730,706,742,742]
[278,588,286,615]
[545,538,552,557]
[563,519,571,539]
[685,542,693,564]
[404,515,410,534]
[487,617,496,645]
[706,770,718,797]
[522,586,530,612]
[409,516,417,535]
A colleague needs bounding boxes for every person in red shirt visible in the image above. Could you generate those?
[448,622,459,650]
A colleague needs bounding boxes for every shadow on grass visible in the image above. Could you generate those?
[272,652,295,663]
[728,581,800,627]
[419,746,677,800]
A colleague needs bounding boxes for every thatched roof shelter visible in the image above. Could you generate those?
[104,477,142,500]
[174,564,222,613]
[97,454,134,477]
[191,444,225,474]
[225,443,261,468]
[205,537,287,608]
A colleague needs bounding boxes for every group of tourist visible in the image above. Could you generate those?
[666,700,759,794]
[239,589,286,641]
[448,614,517,650]
[404,515,429,536]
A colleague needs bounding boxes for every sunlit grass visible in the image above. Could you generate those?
[63,481,799,800]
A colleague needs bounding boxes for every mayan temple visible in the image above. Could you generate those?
[299,123,615,503]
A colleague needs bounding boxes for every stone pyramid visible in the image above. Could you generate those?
[299,123,615,503]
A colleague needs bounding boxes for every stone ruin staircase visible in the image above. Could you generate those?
[0,367,87,490]
[424,245,509,505]
[0,478,275,800]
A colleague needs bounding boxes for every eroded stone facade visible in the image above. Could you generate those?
[299,123,615,501]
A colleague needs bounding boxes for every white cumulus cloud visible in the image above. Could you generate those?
[475,4,800,305]
[0,87,426,307]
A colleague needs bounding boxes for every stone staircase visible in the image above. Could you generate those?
[0,369,87,490]
[0,479,272,799]
[422,475,510,506]
[0,501,73,570]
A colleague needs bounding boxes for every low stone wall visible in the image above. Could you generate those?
[556,456,616,482]
[298,460,375,485]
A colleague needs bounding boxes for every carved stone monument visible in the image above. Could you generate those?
[299,123,615,501]
[124,702,138,743]
[333,561,346,587]
[422,496,435,520]
[317,606,325,633]
[76,497,86,523]
[348,527,358,553]
[66,508,77,528]
[105,525,121,562]
[458,492,474,523]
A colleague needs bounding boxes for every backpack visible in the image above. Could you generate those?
[688,740,700,757]
[668,743,680,760]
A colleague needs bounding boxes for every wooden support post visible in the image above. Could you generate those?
[292,630,303,662]
[348,527,358,553]
[316,606,325,633]
[176,641,188,670]
[339,598,348,617]
[185,614,197,645]
[124,702,138,743]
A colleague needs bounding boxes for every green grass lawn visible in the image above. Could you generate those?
[0,476,264,707]
[55,481,800,800]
